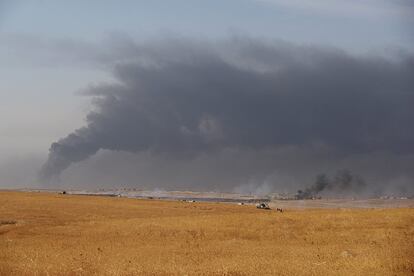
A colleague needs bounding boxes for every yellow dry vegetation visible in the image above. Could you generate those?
[0,191,413,275]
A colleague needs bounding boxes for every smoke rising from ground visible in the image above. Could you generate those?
[296,169,367,199]
[39,37,414,194]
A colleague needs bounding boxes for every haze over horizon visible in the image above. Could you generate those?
[1,0,413,195]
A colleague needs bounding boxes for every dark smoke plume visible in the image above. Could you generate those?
[296,169,366,199]
[39,37,414,186]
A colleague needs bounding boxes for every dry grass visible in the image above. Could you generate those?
[0,191,413,275]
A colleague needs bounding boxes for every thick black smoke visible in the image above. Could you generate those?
[39,38,414,188]
[296,169,366,199]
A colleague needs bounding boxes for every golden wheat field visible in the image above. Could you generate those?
[0,191,413,275]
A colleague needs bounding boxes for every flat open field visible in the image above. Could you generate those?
[1,191,413,275]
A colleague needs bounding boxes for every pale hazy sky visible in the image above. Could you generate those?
[1,0,413,191]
